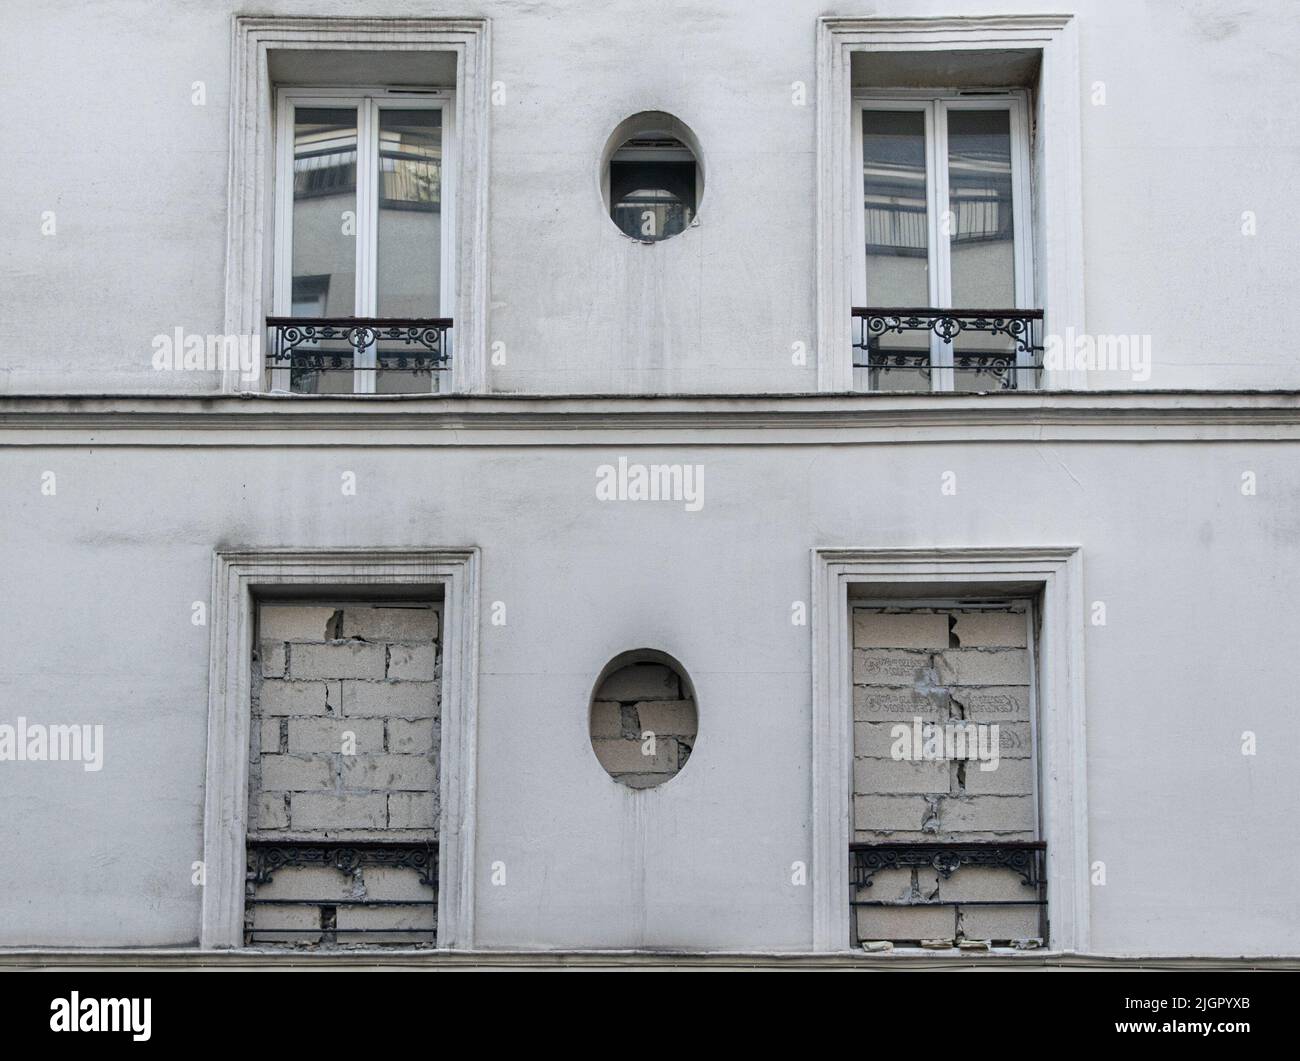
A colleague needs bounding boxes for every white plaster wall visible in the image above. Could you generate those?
[0,437,1295,953]
[1,0,1298,392]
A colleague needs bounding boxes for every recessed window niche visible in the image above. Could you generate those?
[589,650,698,788]
[601,112,703,243]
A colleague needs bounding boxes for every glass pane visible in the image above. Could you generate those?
[376,108,443,393]
[862,110,930,308]
[946,109,1019,390]
[861,110,930,389]
[609,155,697,241]
[947,108,1016,309]
[291,107,358,394]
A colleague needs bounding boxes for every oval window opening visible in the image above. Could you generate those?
[601,113,703,242]
[589,650,698,788]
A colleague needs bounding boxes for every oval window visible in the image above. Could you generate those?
[601,113,703,242]
[589,650,698,788]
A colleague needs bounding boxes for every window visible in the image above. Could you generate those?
[849,603,1043,948]
[810,546,1088,953]
[245,601,442,946]
[853,92,1036,392]
[600,112,705,244]
[271,89,455,394]
[589,651,698,788]
[608,138,698,242]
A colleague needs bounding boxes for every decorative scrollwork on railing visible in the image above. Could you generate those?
[247,840,439,888]
[266,316,452,374]
[853,308,1042,355]
[850,841,1045,891]
[851,307,1043,391]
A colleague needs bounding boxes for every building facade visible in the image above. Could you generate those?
[1,0,1298,962]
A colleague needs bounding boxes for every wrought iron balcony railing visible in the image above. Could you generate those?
[266,316,451,391]
[245,839,438,947]
[852,307,1044,391]
[851,840,1046,946]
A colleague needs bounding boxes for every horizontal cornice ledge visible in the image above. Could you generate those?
[1,391,1299,444]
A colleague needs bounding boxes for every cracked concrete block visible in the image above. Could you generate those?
[387,718,436,755]
[336,904,435,944]
[854,721,906,757]
[387,643,437,681]
[853,794,932,832]
[940,796,1036,833]
[854,868,941,904]
[853,611,949,649]
[260,641,286,678]
[949,686,1031,722]
[856,905,955,943]
[961,758,1035,795]
[854,758,950,795]
[591,736,676,775]
[256,866,357,903]
[589,701,624,738]
[290,642,386,680]
[634,699,697,736]
[935,649,1029,686]
[340,605,439,642]
[290,793,388,830]
[853,649,932,686]
[342,754,436,792]
[259,679,340,717]
[362,865,436,901]
[951,611,1028,648]
[959,906,1041,943]
[259,717,282,755]
[251,903,322,944]
[387,792,438,830]
[288,717,383,755]
[343,679,439,718]
[597,663,679,701]
[991,722,1033,758]
[853,686,945,722]
[940,867,1036,903]
[260,754,333,792]
[257,792,288,830]
[260,605,340,642]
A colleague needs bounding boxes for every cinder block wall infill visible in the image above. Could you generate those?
[246,601,441,946]
[852,606,1041,947]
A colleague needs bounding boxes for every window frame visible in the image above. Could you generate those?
[272,86,456,394]
[200,548,481,951]
[815,15,1085,392]
[851,89,1035,391]
[810,547,1088,953]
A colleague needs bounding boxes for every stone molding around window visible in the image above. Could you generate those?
[200,548,480,949]
[223,17,490,395]
[810,546,1087,953]
[815,15,1085,392]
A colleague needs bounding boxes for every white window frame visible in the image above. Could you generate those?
[223,17,490,395]
[815,15,1085,391]
[200,547,481,950]
[810,547,1088,954]
[272,87,456,394]
[852,91,1035,391]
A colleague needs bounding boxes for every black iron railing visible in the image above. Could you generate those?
[245,839,438,947]
[852,307,1044,390]
[266,316,451,387]
[851,840,1046,945]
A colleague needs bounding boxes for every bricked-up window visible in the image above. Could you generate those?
[245,601,441,946]
[589,652,698,789]
[851,604,1043,948]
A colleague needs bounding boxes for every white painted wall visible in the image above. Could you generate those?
[0,419,1296,954]
[1,0,1297,392]
[0,1,1296,957]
